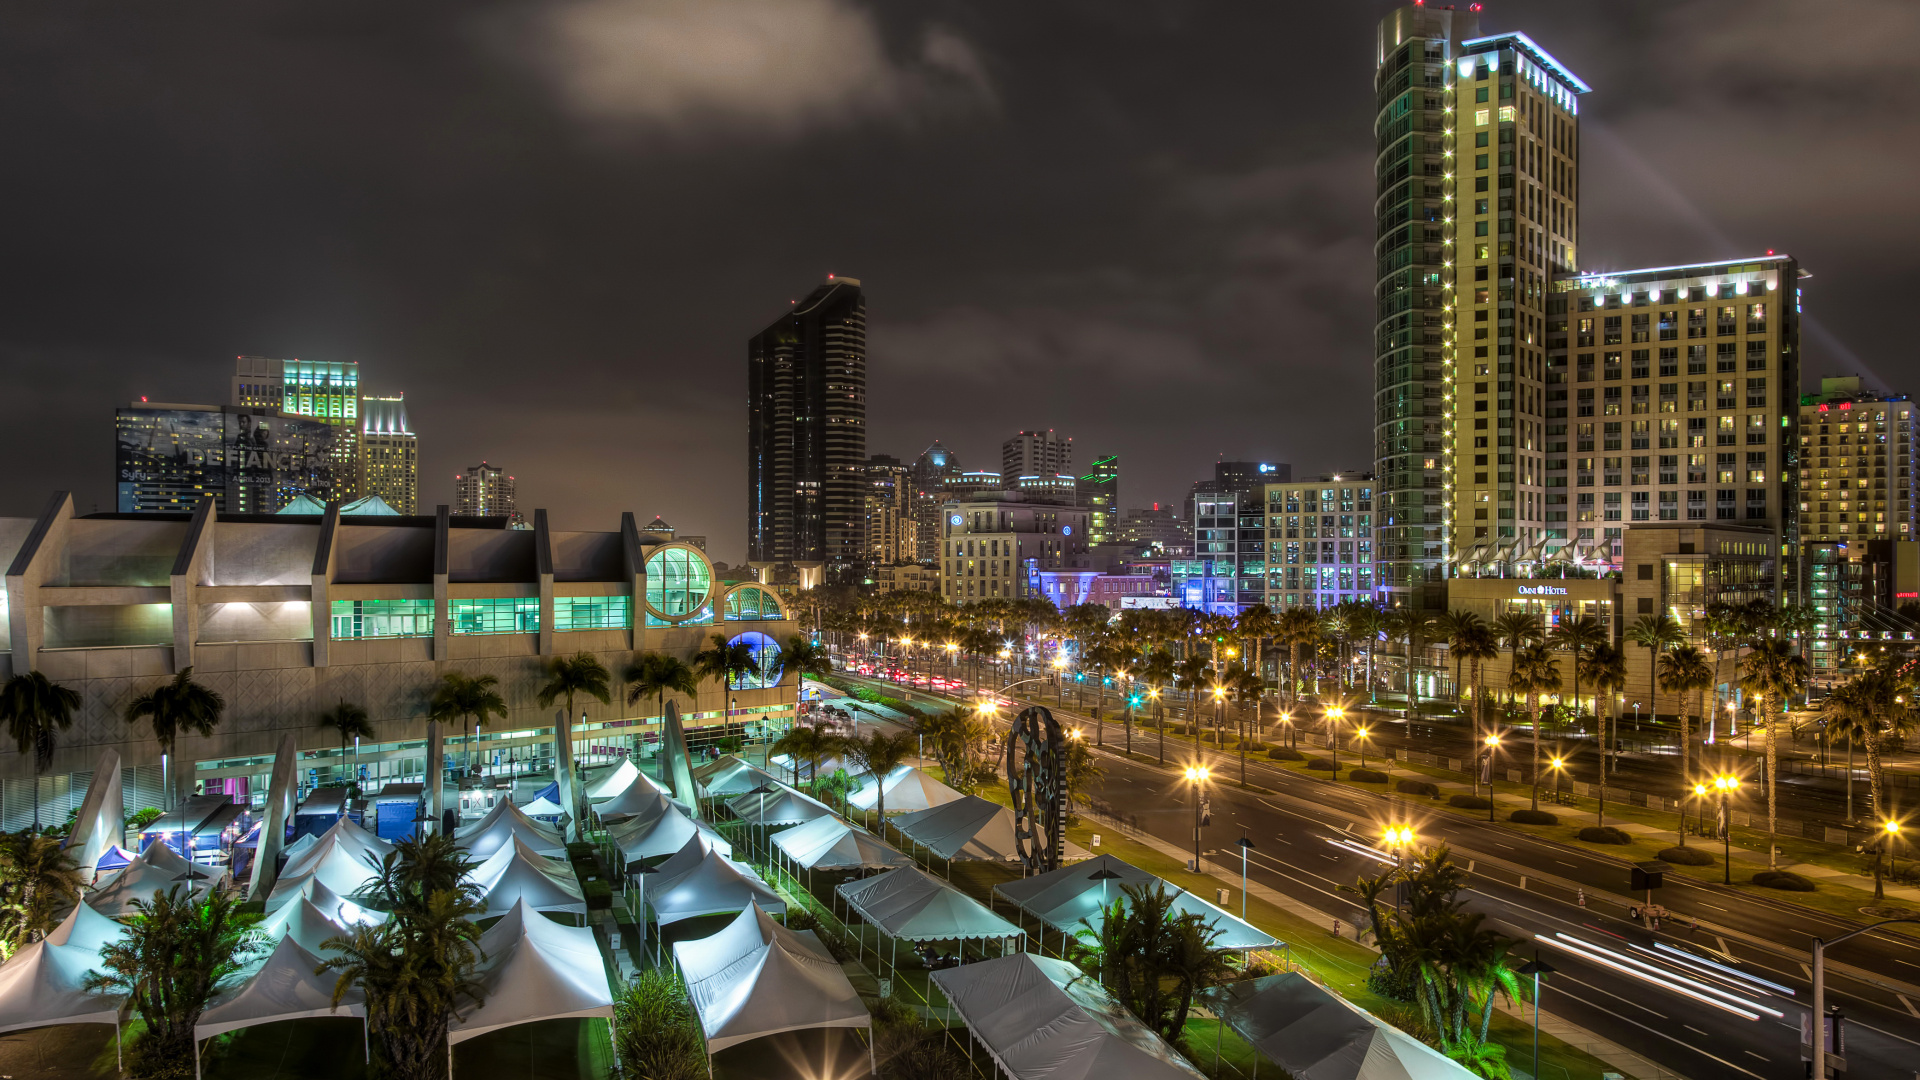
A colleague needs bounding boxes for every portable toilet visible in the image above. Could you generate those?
[292,787,353,840]
[372,782,425,841]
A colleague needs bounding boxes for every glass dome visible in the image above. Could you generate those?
[644,545,714,625]
[723,584,784,621]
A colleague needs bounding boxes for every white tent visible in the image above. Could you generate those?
[468,837,587,917]
[195,936,367,1073]
[587,758,675,802]
[931,953,1206,1080]
[1196,974,1475,1080]
[769,753,868,785]
[43,901,128,957]
[726,786,835,828]
[693,756,782,800]
[607,803,732,865]
[674,905,870,1061]
[0,937,127,1048]
[264,875,380,927]
[770,817,914,872]
[847,765,964,815]
[644,838,784,926]
[87,848,215,917]
[282,817,391,878]
[448,900,614,1049]
[257,898,358,957]
[266,827,387,912]
[280,832,318,865]
[595,783,673,823]
[64,749,124,885]
[994,854,1278,951]
[455,799,567,860]
[892,796,1089,864]
[517,795,568,818]
[836,867,1024,945]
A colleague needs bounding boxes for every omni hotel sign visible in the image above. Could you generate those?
[1515,585,1570,597]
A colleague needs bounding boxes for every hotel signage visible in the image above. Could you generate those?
[1515,585,1570,597]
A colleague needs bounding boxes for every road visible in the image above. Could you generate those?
[837,674,1920,1080]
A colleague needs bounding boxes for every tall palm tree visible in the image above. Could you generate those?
[777,635,834,689]
[1508,643,1560,811]
[1174,654,1211,738]
[1657,645,1714,845]
[1384,608,1436,720]
[693,633,758,692]
[769,724,840,787]
[1236,603,1280,696]
[1276,607,1321,713]
[1822,665,1918,827]
[429,672,508,781]
[1435,610,1486,713]
[1625,613,1685,724]
[1739,638,1808,869]
[626,652,700,721]
[315,700,375,789]
[1142,648,1177,761]
[123,667,225,810]
[1491,611,1543,711]
[1547,615,1608,732]
[840,730,916,823]
[0,671,82,832]
[87,885,255,1076]
[538,652,613,819]
[1579,643,1629,821]
[1345,601,1387,703]
[1452,625,1501,743]
[0,831,82,954]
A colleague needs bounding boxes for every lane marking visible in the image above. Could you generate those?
[1742,1051,1767,1063]
[1557,861,1579,869]
[1541,983,1762,1080]
[1684,1025,1710,1037]
[1899,994,1919,1019]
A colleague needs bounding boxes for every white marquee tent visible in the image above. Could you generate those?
[455,799,567,860]
[643,838,784,926]
[607,802,732,866]
[266,829,386,913]
[596,781,676,823]
[1196,974,1475,1080]
[467,836,587,917]
[836,867,1024,945]
[194,936,367,1076]
[892,797,1090,865]
[993,854,1278,951]
[0,936,129,1069]
[88,847,216,917]
[256,898,358,957]
[693,756,781,800]
[847,765,963,815]
[44,896,129,957]
[931,953,1206,1080]
[447,900,614,1052]
[770,816,914,873]
[674,905,871,1066]
[587,758,674,802]
[726,786,836,829]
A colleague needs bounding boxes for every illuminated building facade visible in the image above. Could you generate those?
[115,403,349,514]
[939,494,1090,605]
[1078,455,1119,543]
[233,356,361,500]
[360,393,417,515]
[863,454,916,569]
[1001,429,1072,487]
[1797,377,1915,544]
[454,462,516,519]
[1261,474,1377,610]
[909,441,959,564]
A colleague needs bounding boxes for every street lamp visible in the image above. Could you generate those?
[1052,654,1069,704]
[1548,754,1566,803]
[1713,774,1741,884]
[1326,704,1347,770]
[1212,685,1227,749]
[1517,956,1558,1080]
[1278,709,1293,751]
[1183,765,1210,872]
[1150,688,1165,765]
[1355,725,1372,770]
[1483,735,1502,821]
[1693,782,1710,841]
[1235,836,1256,919]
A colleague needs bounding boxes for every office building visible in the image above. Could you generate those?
[909,441,960,564]
[1798,376,1916,543]
[1079,455,1119,543]
[0,494,797,831]
[864,454,916,569]
[116,403,350,514]
[1263,474,1378,610]
[1001,430,1072,487]
[1184,461,1290,522]
[746,276,868,583]
[1113,505,1189,558]
[455,462,517,519]
[233,356,361,500]
[1174,490,1260,615]
[939,493,1090,605]
[360,393,418,515]
[938,471,1005,501]
[1014,474,1079,506]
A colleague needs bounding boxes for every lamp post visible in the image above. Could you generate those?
[1212,685,1227,749]
[1382,825,1415,908]
[1713,773,1741,884]
[1052,654,1069,704]
[1184,765,1210,872]
[1548,754,1566,803]
[1355,725,1371,770]
[1150,688,1165,765]
[1235,837,1256,919]
[1326,705,1347,770]
[1121,673,1137,756]
[1278,709,1293,751]
[1483,735,1502,821]
[1693,782,1710,841]
[1517,956,1557,1080]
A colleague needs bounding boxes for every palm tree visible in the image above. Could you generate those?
[1236,603,1280,696]
[429,672,508,781]
[315,700,375,790]
[1174,654,1211,739]
[1436,610,1486,714]
[769,724,840,787]
[1823,666,1918,828]
[693,633,758,694]
[1580,643,1629,823]
[1656,645,1714,844]
[123,667,225,810]
[1625,614,1685,725]
[538,652,613,820]
[1384,608,1436,720]
[840,730,917,824]
[1142,649,1177,761]
[1547,615,1608,733]
[1276,607,1321,713]
[0,831,82,955]
[1345,601,1387,703]
[1508,643,1560,811]
[1452,625,1501,745]
[1739,638,1808,869]
[87,885,256,1077]
[1492,611,1543,710]
[0,671,82,832]
[626,652,700,722]
[777,635,834,690]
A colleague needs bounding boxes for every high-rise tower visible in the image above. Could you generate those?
[360,393,418,514]
[1001,430,1072,487]
[233,355,362,500]
[746,276,868,582]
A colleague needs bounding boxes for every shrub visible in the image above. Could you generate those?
[582,879,613,909]
[1304,758,1337,771]
[1396,779,1440,797]
[1267,746,1305,761]
[1752,870,1816,892]
[1509,809,1559,825]
[1448,794,1492,810]
[126,807,165,831]
[1347,768,1389,784]
[613,969,707,1080]
[1577,826,1632,845]
[1658,845,1715,866]
[567,841,596,861]
[1239,740,1269,751]
[783,909,820,932]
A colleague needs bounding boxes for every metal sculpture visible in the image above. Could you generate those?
[1005,705,1068,874]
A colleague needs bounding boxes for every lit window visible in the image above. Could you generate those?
[1475,109,1490,126]
[1498,106,1516,122]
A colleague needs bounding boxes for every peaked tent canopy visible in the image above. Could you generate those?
[266,826,389,912]
[836,867,1024,944]
[596,782,678,823]
[257,899,359,957]
[196,936,366,1044]
[931,953,1206,1080]
[993,854,1277,950]
[282,818,392,878]
[92,845,137,878]
[769,754,869,786]
[449,900,614,1046]
[0,938,127,1036]
[587,759,675,802]
[608,803,732,865]
[770,816,914,872]
[265,875,381,928]
[693,756,782,800]
[517,795,568,819]
[87,849,215,918]
[725,786,835,829]
[645,838,785,926]
[1196,973,1475,1080]
[455,799,567,860]
[43,901,128,957]
[467,837,587,917]
[892,797,1091,864]
[674,905,870,1056]
[847,765,964,815]
[280,833,318,865]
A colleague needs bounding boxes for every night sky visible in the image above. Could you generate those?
[3,0,1915,563]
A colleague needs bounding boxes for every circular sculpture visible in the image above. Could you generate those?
[1005,705,1068,874]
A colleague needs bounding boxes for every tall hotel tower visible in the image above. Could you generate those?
[1372,5,1587,607]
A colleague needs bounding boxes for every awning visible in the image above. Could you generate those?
[1196,973,1475,1080]
[726,786,836,828]
[930,953,1205,1080]
[607,803,732,865]
[770,817,914,872]
[836,867,1024,944]
[448,901,613,1046]
[674,905,870,1055]
[196,935,366,1043]
[467,837,587,917]
[644,838,784,926]
[892,796,1090,863]
[455,799,567,860]
[847,765,964,815]
[0,938,126,1036]
[993,854,1277,950]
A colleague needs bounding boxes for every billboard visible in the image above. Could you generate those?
[116,405,346,514]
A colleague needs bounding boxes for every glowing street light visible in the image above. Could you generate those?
[1482,735,1503,821]
[1325,703,1347,770]
[1713,774,1741,883]
[1548,754,1566,802]
[1355,725,1372,769]
[1184,765,1211,871]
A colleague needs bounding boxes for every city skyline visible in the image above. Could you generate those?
[2,2,1916,565]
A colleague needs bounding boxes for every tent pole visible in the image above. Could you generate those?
[364,1016,371,1064]
[193,1038,202,1080]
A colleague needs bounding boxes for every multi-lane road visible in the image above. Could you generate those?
[836,675,1920,1080]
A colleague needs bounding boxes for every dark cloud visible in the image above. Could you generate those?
[0,0,1913,560]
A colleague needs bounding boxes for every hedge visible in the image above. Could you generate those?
[1509,809,1559,826]
[1347,768,1389,784]
[1267,747,1305,761]
[1396,779,1440,797]
[1657,845,1715,866]
[1752,870,1816,892]
[1303,758,1337,771]
[1577,826,1633,845]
